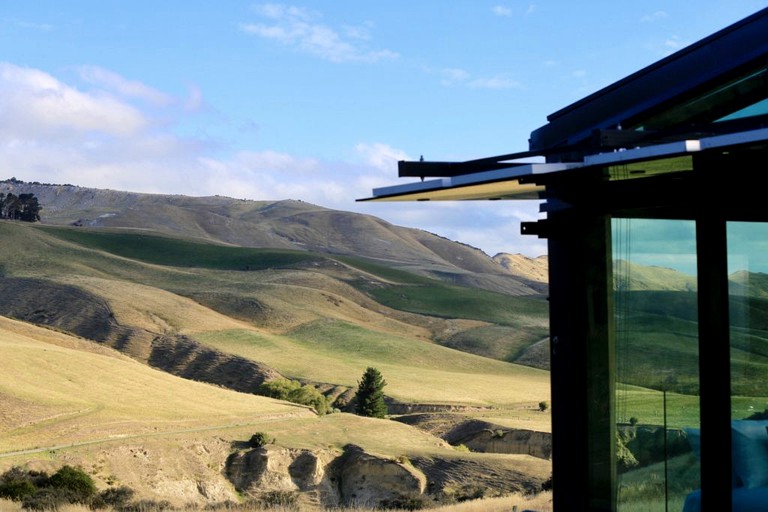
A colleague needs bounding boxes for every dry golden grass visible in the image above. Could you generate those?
[0,316,314,455]
[0,221,552,508]
[0,492,553,511]
[196,327,550,412]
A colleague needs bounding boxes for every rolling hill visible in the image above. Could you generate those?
[4,179,768,509]
[1,180,548,297]
[0,180,555,508]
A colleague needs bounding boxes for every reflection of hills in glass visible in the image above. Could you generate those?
[613,261,768,397]
[614,259,768,298]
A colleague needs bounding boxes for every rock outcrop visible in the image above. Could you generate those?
[395,414,552,460]
[226,444,426,509]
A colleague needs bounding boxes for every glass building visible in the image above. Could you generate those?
[361,7,768,511]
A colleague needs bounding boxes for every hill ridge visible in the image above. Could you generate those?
[1,179,547,296]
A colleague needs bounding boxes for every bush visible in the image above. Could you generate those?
[46,465,96,502]
[257,378,301,399]
[259,490,299,509]
[0,478,36,501]
[257,378,333,415]
[0,467,49,502]
[249,432,275,448]
[121,499,173,511]
[98,485,135,508]
[22,488,81,510]
[380,495,427,510]
[538,401,549,412]
[287,385,332,415]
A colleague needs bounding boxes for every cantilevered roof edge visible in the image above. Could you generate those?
[529,7,768,153]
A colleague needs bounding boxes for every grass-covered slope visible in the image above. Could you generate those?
[0,315,313,454]
[0,219,553,507]
[0,222,551,412]
[1,181,548,296]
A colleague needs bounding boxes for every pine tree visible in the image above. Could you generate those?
[354,367,388,418]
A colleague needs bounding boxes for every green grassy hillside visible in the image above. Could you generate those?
[0,222,551,412]
[0,219,553,508]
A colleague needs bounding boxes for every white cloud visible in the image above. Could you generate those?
[184,84,204,112]
[645,35,689,57]
[439,67,521,89]
[0,62,147,138]
[440,67,471,86]
[664,35,687,52]
[468,76,522,89]
[15,20,54,31]
[77,65,173,106]
[240,4,398,63]
[641,11,669,23]
[355,142,410,173]
[0,62,545,258]
[492,6,513,17]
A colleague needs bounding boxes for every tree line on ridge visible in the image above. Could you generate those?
[0,192,41,222]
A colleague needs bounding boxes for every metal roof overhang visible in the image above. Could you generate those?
[358,128,768,203]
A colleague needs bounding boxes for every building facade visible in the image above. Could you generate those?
[363,7,768,511]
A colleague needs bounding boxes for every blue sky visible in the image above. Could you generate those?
[1,2,766,258]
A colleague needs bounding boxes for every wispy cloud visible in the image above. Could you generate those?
[663,35,687,52]
[492,5,513,17]
[439,67,521,90]
[645,35,689,57]
[14,20,54,31]
[0,61,543,258]
[439,67,471,86]
[356,142,409,173]
[0,62,147,138]
[78,65,174,106]
[240,3,398,63]
[468,76,522,89]
[641,10,669,23]
[492,5,536,18]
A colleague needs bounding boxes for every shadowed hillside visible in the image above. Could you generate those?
[0,207,553,508]
[0,180,547,296]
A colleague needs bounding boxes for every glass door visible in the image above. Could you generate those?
[727,221,768,509]
[613,218,702,511]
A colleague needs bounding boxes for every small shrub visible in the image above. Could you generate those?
[121,498,173,511]
[257,378,333,415]
[249,432,274,448]
[0,467,48,488]
[380,495,427,510]
[98,485,135,508]
[453,444,470,452]
[257,378,300,400]
[259,490,299,509]
[0,479,36,501]
[629,416,639,426]
[22,488,80,511]
[46,465,96,502]
[538,401,549,412]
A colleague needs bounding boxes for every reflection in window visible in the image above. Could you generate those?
[613,218,701,511]
[727,222,768,510]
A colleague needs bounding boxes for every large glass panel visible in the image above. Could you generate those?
[728,222,768,509]
[613,218,701,511]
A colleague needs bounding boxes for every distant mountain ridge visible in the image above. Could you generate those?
[1,179,548,296]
